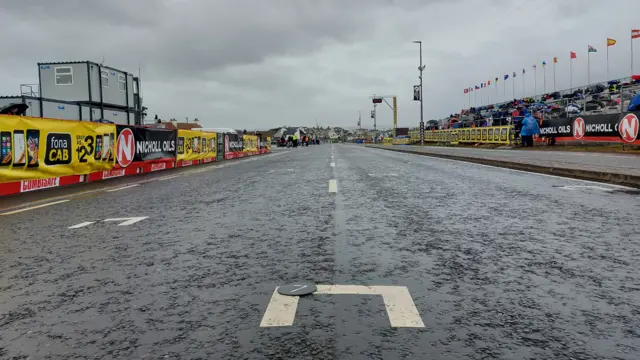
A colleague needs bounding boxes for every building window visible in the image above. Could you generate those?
[118,74,126,91]
[55,66,73,85]
[101,70,109,87]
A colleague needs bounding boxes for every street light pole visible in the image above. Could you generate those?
[414,41,425,146]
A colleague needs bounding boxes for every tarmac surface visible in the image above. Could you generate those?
[368,145,640,177]
[1,144,639,359]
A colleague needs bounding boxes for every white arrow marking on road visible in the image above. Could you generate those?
[106,184,139,192]
[328,179,337,193]
[260,285,424,328]
[68,221,96,229]
[368,173,399,177]
[103,217,148,226]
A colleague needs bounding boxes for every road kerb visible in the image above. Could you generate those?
[367,145,640,189]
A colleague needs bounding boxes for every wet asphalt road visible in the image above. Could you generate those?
[1,145,639,359]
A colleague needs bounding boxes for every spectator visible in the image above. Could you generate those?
[520,110,540,148]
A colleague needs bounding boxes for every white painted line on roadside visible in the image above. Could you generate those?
[106,184,140,192]
[103,216,148,226]
[260,284,424,328]
[328,179,337,193]
[330,162,335,167]
[557,185,615,192]
[156,175,181,181]
[0,199,70,216]
[68,221,96,229]
[260,288,300,327]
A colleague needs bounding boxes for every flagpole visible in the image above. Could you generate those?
[543,66,546,94]
[588,50,591,86]
[468,90,471,109]
[474,89,477,107]
[607,41,610,81]
[522,71,525,98]
[503,79,506,101]
[534,67,537,100]
[632,32,635,76]
[553,62,556,92]
[495,80,498,104]
[570,58,573,93]
[512,76,515,100]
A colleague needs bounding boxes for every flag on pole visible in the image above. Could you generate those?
[495,77,498,82]
[570,51,577,59]
[522,68,526,74]
[464,88,468,94]
[470,87,473,92]
[607,38,617,46]
[533,64,537,69]
[553,57,558,63]
[475,85,479,90]
[633,29,640,39]
[542,61,547,68]
[504,74,509,80]
[512,71,517,78]
[588,45,597,52]
[487,80,491,86]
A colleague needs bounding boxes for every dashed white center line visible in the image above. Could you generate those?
[328,179,337,193]
[330,162,335,167]
[106,184,140,192]
[0,199,70,216]
[68,221,96,229]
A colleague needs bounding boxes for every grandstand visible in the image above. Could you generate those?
[436,75,640,130]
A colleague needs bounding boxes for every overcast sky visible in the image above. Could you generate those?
[1,0,639,129]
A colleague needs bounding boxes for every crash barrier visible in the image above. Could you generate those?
[538,111,639,145]
[0,115,272,196]
[176,130,217,167]
[406,126,513,145]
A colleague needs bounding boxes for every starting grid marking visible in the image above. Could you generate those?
[260,285,424,328]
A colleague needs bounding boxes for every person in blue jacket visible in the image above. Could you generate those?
[520,109,540,147]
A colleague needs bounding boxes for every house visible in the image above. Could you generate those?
[273,127,307,140]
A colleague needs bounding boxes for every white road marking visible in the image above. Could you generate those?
[260,288,300,327]
[260,284,424,328]
[558,185,615,192]
[0,199,70,216]
[156,175,181,181]
[328,179,337,193]
[106,184,140,192]
[103,216,148,226]
[68,221,96,229]
[330,162,335,167]
[368,173,399,177]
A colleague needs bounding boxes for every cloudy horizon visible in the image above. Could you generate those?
[1,0,639,129]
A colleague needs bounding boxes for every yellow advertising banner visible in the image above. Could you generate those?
[176,130,216,161]
[0,115,116,183]
[243,134,258,154]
